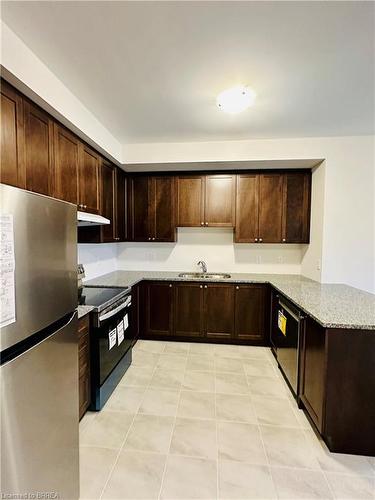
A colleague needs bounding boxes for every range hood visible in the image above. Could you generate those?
[77,211,110,226]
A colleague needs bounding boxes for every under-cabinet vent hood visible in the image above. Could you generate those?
[77,211,110,226]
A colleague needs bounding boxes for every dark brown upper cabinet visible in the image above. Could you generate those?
[177,174,235,227]
[176,175,205,226]
[100,160,117,242]
[203,283,235,339]
[0,81,25,188]
[235,174,259,243]
[53,123,79,205]
[78,144,101,214]
[116,168,128,242]
[24,100,54,196]
[258,173,283,243]
[234,284,267,342]
[282,172,311,243]
[174,282,204,338]
[128,175,176,242]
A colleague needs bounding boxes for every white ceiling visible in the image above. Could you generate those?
[2,1,374,144]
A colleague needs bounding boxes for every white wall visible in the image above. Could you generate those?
[117,228,304,275]
[0,21,122,163]
[78,244,118,281]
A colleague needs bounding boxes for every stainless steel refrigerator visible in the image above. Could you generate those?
[0,184,79,499]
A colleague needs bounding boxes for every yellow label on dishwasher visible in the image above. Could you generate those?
[278,311,287,336]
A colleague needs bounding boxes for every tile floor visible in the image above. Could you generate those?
[80,340,375,499]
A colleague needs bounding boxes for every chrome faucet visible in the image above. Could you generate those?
[197,260,207,273]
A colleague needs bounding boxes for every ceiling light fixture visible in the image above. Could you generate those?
[216,85,256,114]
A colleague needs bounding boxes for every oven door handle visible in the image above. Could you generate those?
[99,297,131,323]
[279,301,300,323]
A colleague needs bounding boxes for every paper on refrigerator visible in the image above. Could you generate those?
[0,214,16,328]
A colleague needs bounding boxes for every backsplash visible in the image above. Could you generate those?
[78,244,118,280]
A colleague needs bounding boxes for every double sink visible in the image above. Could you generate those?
[178,272,231,279]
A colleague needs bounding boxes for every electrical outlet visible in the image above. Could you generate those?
[257,255,262,264]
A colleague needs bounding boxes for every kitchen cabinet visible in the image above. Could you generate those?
[282,172,311,243]
[174,283,204,338]
[101,160,117,242]
[116,168,128,241]
[177,174,235,227]
[129,175,176,242]
[258,173,283,243]
[0,80,25,188]
[144,282,173,337]
[234,284,267,342]
[24,100,54,196]
[53,123,79,205]
[235,174,259,243]
[78,315,91,420]
[204,283,235,339]
[78,144,101,214]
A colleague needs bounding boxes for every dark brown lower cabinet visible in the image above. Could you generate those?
[78,315,91,420]
[174,283,204,337]
[204,284,235,339]
[234,285,267,343]
[144,282,173,337]
[299,316,375,455]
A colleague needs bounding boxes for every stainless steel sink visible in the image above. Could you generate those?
[178,272,231,279]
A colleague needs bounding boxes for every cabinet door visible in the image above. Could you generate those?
[177,175,205,227]
[205,174,235,226]
[24,100,54,196]
[234,285,266,342]
[300,316,326,432]
[53,124,79,204]
[0,81,25,188]
[174,283,204,338]
[101,160,116,242]
[78,144,101,214]
[145,282,173,337]
[116,168,128,241]
[235,174,259,242]
[150,176,176,241]
[282,172,311,243]
[204,284,234,339]
[258,174,283,243]
[129,176,150,241]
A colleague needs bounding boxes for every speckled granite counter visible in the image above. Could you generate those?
[85,271,375,330]
[77,305,94,320]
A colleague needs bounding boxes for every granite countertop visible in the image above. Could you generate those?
[85,271,375,330]
[77,305,95,320]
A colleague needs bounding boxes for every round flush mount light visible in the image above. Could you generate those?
[216,85,256,114]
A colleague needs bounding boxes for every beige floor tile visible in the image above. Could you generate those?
[102,450,166,499]
[150,367,184,389]
[182,370,215,392]
[214,356,245,374]
[247,375,288,398]
[239,346,271,360]
[292,407,314,430]
[219,460,277,499]
[186,354,215,371]
[104,386,146,413]
[324,472,375,499]
[260,425,320,469]
[79,410,97,432]
[243,358,279,378]
[157,353,188,370]
[252,395,300,427]
[214,344,243,359]
[124,414,174,453]
[215,371,249,394]
[164,342,190,355]
[270,466,333,499]
[132,350,160,368]
[119,365,155,387]
[177,391,216,419]
[189,343,215,356]
[160,455,217,499]
[80,410,134,449]
[217,421,268,465]
[136,339,166,354]
[139,388,180,417]
[215,393,257,423]
[170,417,217,459]
[80,446,118,499]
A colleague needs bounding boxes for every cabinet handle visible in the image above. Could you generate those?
[152,237,155,241]
[282,238,286,242]
[254,238,258,242]
[84,205,87,209]
[199,285,203,289]
[169,284,172,288]
[201,222,204,226]
[204,285,207,289]
[259,238,263,242]
[236,286,239,290]
[115,237,120,241]
[205,222,208,226]
[148,237,151,241]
